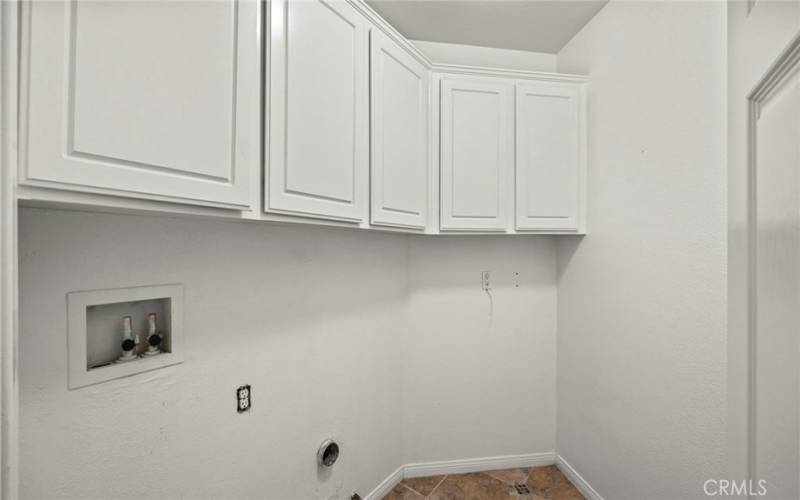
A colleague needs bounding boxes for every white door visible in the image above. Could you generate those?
[21,0,258,209]
[515,82,584,232]
[752,38,800,500]
[370,30,429,230]
[440,78,513,231]
[268,0,369,223]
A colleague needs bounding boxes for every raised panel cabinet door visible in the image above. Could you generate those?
[370,29,429,230]
[440,78,513,231]
[268,0,369,223]
[21,0,258,209]
[515,82,585,231]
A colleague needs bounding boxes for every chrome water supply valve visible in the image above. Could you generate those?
[143,312,162,356]
[116,315,139,363]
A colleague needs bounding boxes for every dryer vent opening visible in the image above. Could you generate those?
[317,439,339,467]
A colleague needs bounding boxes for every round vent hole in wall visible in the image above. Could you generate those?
[317,439,339,467]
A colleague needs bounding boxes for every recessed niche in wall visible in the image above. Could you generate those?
[67,284,184,389]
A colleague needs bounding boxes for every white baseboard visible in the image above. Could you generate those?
[364,465,403,500]
[556,455,604,500]
[403,451,556,478]
[366,452,602,500]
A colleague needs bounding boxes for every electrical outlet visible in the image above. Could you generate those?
[237,385,251,413]
[482,271,491,291]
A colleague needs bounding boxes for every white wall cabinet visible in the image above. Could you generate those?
[516,82,585,232]
[267,0,369,223]
[16,0,587,235]
[20,0,259,209]
[370,29,429,230]
[439,78,514,231]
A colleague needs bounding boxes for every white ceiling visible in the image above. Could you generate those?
[366,0,609,54]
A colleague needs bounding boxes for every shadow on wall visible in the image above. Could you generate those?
[401,234,559,463]
[17,207,564,499]
[17,207,410,500]
[555,236,582,283]
[17,208,411,345]
[407,235,558,290]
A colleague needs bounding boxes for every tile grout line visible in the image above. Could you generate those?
[523,466,534,484]
[488,468,529,487]
[398,483,424,499]
[392,467,566,499]
[423,475,448,499]
[516,467,535,498]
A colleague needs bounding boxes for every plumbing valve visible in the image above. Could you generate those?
[143,312,162,357]
[117,315,139,363]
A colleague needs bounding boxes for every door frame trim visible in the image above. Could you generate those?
[1,1,20,498]
[745,28,800,493]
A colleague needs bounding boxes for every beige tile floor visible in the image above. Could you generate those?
[382,465,584,500]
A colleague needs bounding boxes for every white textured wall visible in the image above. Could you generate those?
[555,2,727,499]
[403,237,557,463]
[19,208,407,500]
[18,208,558,499]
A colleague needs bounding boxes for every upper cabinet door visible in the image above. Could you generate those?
[439,78,513,232]
[21,0,258,209]
[370,30,429,230]
[515,82,585,232]
[268,0,369,223]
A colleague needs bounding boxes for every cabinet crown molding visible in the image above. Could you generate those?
[432,63,588,83]
[346,0,432,68]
